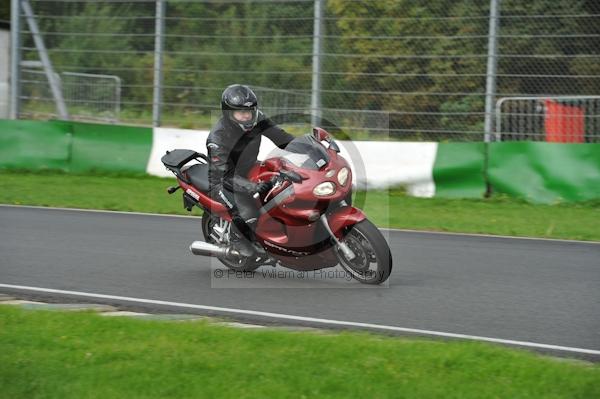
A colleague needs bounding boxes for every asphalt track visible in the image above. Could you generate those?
[1,205,599,360]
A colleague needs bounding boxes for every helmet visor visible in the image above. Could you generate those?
[232,110,255,124]
[229,107,258,131]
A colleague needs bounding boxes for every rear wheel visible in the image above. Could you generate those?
[334,219,392,285]
[201,212,261,272]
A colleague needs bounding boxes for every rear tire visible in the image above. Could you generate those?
[201,212,261,272]
[334,219,392,285]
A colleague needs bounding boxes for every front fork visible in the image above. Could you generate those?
[320,213,356,260]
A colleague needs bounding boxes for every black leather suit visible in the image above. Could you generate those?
[206,112,294,237]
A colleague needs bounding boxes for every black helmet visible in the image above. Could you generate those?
[221,84,259,132]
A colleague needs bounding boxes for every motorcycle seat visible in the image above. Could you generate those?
[184,163,210,192]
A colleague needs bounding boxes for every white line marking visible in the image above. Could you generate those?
[1,204,597,245]
[1,283,599,356]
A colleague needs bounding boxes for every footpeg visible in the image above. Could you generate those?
[167,186,180,194]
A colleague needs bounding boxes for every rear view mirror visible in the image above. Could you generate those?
[328,140,340,153]
[313,127,340,152]
[313,127,331,142]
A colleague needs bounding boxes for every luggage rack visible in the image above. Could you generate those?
[160,149,209,184]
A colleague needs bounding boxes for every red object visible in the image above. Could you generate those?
[178,180,232,221]
[176,129,363,270]
[544,100,585,143]
[312,127,332,142]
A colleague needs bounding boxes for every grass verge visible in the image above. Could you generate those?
[0,170,598,241]
[1,305,599,399]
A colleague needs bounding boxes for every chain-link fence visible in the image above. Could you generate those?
[9,0,600,141]
[21,69,121,122]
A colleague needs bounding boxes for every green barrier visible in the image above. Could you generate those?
[0,120,153,174]
[2,120,598,204]
[488,142,600,203]
[433,143,487,198]
[67,121,152,174]
[0,119,72,171]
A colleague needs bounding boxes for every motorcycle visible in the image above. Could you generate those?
[161,127,392,284]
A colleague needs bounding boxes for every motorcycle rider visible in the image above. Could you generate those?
[207,84,294,257]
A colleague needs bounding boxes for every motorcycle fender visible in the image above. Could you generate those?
[326,206,366,238]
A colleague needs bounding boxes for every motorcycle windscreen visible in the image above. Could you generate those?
[267,135,330,170]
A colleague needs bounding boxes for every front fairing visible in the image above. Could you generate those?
[249,135,353,217]
[287,149,352,204]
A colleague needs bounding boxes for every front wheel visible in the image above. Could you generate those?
[334,219,392,285]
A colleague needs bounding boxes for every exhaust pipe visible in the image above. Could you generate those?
[189,241,240,258]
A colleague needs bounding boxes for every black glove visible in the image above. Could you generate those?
[254,180,273,196]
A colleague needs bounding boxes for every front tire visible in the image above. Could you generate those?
[334,219,392,285]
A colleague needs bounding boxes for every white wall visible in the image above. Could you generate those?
[147,127,438,197]
[0,28,9,119]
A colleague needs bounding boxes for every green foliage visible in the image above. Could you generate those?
[326,0,598,138]
[497,0,600,96]
[18,1,600,139]
[0,1,9,23]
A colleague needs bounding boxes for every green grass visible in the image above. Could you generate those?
[1,305,598,399]
[0,170,598,241]
[363,190,600,241]
[0,171,195,216]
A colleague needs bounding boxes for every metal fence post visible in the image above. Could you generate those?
[21,0,69,120]
[484,0,501,142]
[311,0,324,127]
[152,0,166,127]
[10,0,21,119]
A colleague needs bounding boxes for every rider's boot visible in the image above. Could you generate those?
[245,218,267,257]
[230,229,256,258]
[230,217,266,258]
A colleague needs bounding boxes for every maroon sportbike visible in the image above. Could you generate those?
[161,128,392,284]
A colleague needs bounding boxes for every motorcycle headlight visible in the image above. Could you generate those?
[313,182,336,197]
[337,167,349,186]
